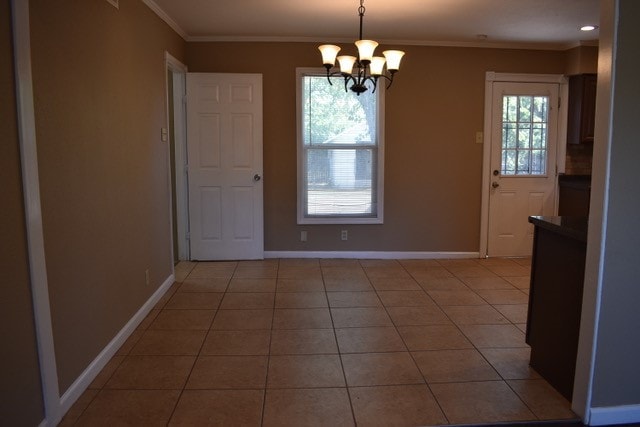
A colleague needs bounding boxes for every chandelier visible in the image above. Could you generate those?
[318,0,405,95]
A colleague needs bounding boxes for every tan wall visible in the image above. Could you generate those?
[0,2,45,425]
[186,42,567,252]
[29,0,185,393]
[565,45,599,75]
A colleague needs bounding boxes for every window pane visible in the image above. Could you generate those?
[503,124,517,149]
[504,96,518,123]
[305,148,376,216]
[517,149,530,174]
[532,96,547,122]
[532,124,546,148]
[518,124,531,149]
[518,96,532,122]
[303,76,376,146]
[502,149,517,174]
[532,150,546,174]
[501,95,549,176]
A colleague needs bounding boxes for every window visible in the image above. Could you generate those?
[297,69,384,224]
[501,95,549,175]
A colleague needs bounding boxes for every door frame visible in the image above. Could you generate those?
[165,52,189,262]
[11,0,61,424]
[479,72,569,258]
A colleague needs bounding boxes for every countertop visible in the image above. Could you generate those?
[528,216,588,243]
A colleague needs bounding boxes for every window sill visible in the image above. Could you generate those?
[297,217,383,225]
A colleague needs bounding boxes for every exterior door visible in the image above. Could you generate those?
[186,73,263,260]
[487,82,559,257]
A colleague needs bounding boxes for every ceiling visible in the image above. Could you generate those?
[147,0,599,50]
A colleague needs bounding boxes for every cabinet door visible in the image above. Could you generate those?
[580,74,597,143]
[567,74,597,145]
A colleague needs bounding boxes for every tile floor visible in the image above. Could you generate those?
[61,257,578,426]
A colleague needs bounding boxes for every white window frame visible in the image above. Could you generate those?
[296,67,385,225]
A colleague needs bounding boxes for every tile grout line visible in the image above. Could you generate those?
[324,260,359,427]
[378,259,452,426]
[164,263,234,425]
[260,258,279,427]
[437,260,541,422]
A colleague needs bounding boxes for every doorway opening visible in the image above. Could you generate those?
[165,52,189,263]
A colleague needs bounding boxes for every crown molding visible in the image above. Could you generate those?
[141,0,188,40]
[186,35,586,51]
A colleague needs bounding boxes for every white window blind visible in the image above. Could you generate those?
[297,70,384,224]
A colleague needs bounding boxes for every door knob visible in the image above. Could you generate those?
[253,174,262,182]
[492,181,500,188]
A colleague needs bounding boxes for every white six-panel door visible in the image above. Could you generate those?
[487,82,559,257]
[186,73,263,260]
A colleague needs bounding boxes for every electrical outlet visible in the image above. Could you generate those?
[475,131,484,144]
[145,269,150,286]
[300,230,307,242]
[341,230,348,241]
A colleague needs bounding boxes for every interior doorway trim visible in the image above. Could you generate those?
[479,71,569,258]
[165,52,189,262]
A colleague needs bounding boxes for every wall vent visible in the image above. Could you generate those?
[106,0,119,9]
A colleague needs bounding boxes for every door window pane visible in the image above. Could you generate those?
[501,95,549,175]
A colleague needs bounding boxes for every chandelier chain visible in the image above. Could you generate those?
[358,0,366,40]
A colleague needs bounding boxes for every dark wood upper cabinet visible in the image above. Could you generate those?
[567,73,597,145]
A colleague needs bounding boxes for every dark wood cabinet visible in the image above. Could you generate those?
[558,175,591,216]
[567,74,597,145]
[527,216,588,400]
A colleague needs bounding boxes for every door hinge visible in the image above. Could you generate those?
[182,95,187,105]
[184,164,189,174]
[186,232,190,240]
[558,97,561,108]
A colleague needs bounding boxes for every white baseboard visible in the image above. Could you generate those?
[57,273,175,416]
[589,404,640,425]
[264,251,480,259]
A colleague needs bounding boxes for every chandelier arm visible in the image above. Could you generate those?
[385,70,397,90]
[324,66,334,86]
[340,74,357,92]
[370,76,379,94]
[325,68,359,87]
[370,72,396,90]
[385,77,394,90]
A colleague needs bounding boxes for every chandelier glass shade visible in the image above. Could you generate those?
[318,0,405,95]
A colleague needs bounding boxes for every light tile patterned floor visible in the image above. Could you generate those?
[61,257,579,426]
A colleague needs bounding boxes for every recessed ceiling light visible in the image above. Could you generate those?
[580,25,598,31]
